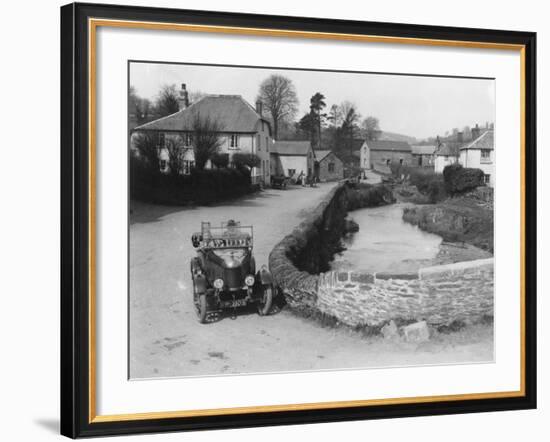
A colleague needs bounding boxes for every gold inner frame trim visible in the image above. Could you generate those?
[88,17,527,424]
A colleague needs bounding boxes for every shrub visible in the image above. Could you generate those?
[232,152,261,168]
[132,131,159,170]
[346,183,394,210]
[210,152,230,168]
[130,155,253,205]
[408,168,446,203]
[443,163,484,195]
[390,162,409,180]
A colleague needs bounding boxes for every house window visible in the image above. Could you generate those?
[266,137,269,152]
[159,159,167,172]
[183,133,193,146]
[481,149,491,162]
[230,134,239,149]
[288,169,296,177]
[328,162,335,173]
[483,174,491,184]
[399,158,404,165]
[257,134,261,150]
[182,160,195,175]
[158,132,165,147]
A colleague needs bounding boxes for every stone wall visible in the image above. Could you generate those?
[269,181,494,328]
[317,258,493,327]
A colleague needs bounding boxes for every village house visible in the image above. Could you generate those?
[360,140,413,173]
[132,85,273,186]
[433,142,459,173]
[314,150,344,181]
[270,140,315,181]
[459,128,494,187]
[410,145,437,167]
[434,124,493,176]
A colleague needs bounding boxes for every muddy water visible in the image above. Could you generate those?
[332,204,443,273]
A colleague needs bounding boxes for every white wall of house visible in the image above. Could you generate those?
[277,156,309,179]
[459,148,494,187]
[359,141,370,170]
[137,128,273,186]
[434,155,457,173]
[250,121,272,186]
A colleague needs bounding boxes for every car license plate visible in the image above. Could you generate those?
[222,299,247,308]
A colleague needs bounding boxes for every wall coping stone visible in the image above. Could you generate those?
[419,258,494,279]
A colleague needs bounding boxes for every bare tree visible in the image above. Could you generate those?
[327,104,343,127]
[132,131,159,170]
[362,116,381,141]
[165,137,185,176]
[156,84,180,117]
[256,74,299,139]
[192,113,224,169]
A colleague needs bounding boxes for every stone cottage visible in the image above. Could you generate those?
[314,150,344,181]
[361,140,413,173]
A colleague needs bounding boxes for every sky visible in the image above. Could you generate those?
[130,61,495,141]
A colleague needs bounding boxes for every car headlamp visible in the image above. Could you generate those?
[213,278,224,289]
[244,275,255,286]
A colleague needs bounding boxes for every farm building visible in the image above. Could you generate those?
[270,140,315,182]
[361,140,413,173]
[411,145,437,167]
[314,150,344,181]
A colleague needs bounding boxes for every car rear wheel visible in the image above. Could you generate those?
[257,284,273,316]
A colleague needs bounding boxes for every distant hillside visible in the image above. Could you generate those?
[378,131,417,144]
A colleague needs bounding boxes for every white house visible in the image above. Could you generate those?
[359,140,370,172]
[270,140,315,181]
[459,130,494,187]
[133,89,273,186]
[433,143,459,173]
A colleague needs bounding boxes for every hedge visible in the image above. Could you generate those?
[443,163,484,195]
[130,156,254,205]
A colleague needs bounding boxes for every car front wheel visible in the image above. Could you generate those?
[194,292,208,323]
[257,284,273,316]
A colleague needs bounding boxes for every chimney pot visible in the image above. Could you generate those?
[178,83,189,111]
[256,100,263,116]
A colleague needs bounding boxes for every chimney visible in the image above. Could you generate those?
[457,131,463,143]
[178,83,189,111]
[471,123,481,140]
[255,99,263,116]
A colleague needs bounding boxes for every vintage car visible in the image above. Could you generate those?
[270,174,290,189]
[190,220,274,323]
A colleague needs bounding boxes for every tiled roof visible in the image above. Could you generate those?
[367,140,411,152]
[314,150,334,162]
[435,143,458,157]
[134,95,270,134]
[460,130,494,151]
[411,145,437,155]
[272,140,312,156]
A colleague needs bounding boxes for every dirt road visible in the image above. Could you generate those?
[130,183,492,379]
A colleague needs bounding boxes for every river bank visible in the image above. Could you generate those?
[402,194,494,253]
[332,203,492,274]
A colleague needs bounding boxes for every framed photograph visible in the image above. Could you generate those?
[60,2,536,438]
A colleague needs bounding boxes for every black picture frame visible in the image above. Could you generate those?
[60,2,537,438]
